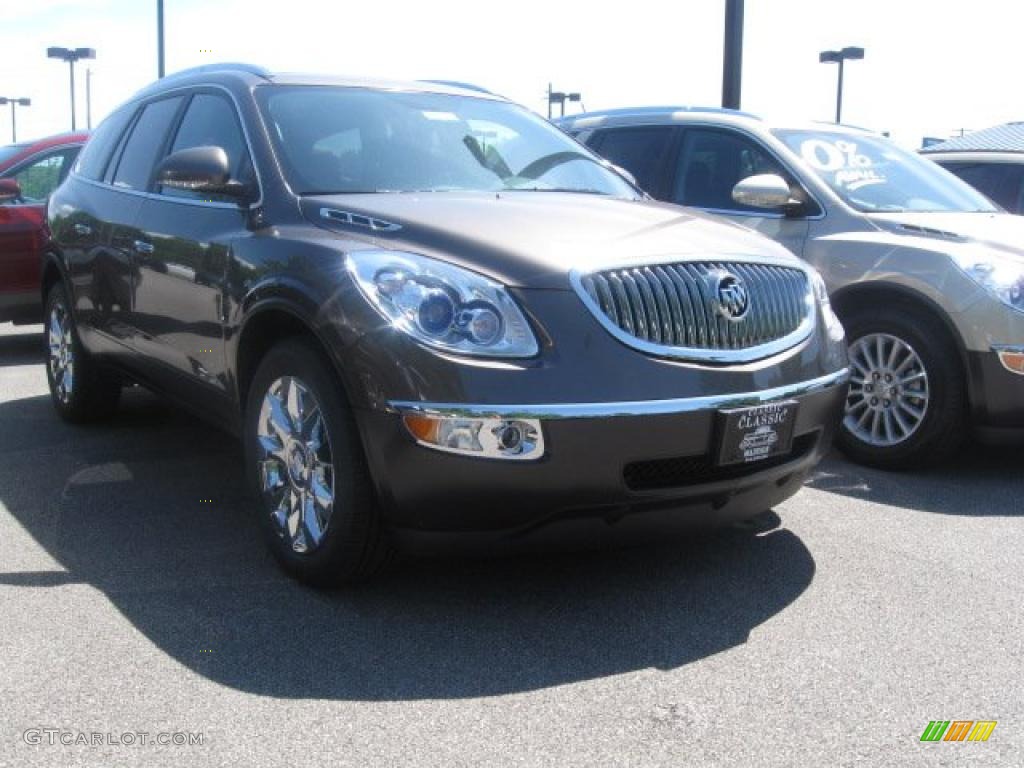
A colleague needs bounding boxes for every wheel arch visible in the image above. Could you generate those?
[233,297,355,415]
[830,280,974,404]
[40,250,67,306]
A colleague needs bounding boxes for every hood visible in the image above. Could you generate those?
[300,191,800,289]
[868,211,1024,261]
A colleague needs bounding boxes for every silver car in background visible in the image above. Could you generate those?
[560,108,1024,468]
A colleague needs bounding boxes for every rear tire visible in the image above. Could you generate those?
[836,303,966,469]
[243,337,392,587]
[44,282,121,423]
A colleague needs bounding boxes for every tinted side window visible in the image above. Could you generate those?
[943,162,1023,212]
[674,128,788,212]
[592,126,674,195]
[111,97,182,191]
[74,105,134,180]
[161,93,252,201]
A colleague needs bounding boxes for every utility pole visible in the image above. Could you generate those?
[157,0,165,78]
[722,0,744,109]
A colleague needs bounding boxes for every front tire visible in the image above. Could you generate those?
[836,304,966,469]
[243,338,392,586]
[44,283,121,423]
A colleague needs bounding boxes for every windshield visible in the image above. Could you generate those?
[256,86,637,197]
[773,129,997,214]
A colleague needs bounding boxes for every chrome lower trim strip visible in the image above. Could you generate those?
[389,368,849,420]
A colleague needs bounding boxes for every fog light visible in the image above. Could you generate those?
[995,346,1024,375]
[402,413,544,460]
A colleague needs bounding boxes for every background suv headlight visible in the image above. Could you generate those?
[347,250,539,357]
[951,247,1024,314]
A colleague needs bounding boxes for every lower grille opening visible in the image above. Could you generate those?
[623,433,819,492]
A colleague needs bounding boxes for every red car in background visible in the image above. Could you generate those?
[0,132,88,324]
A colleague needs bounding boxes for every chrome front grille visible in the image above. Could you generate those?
[574,260,814,362]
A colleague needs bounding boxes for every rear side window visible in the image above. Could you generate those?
[943,162,1024,213]
[111,96,182,191]
[592,126,675,195]
[161,93,253,201]
[10,149,78,202]
[74,105,134,181]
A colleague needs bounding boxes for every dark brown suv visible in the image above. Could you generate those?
[45,64,848,585]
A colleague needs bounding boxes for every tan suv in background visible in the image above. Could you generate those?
[560,108,1024,469]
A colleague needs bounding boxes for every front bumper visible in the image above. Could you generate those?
[356,368,849,553]
[968,346,1024,441]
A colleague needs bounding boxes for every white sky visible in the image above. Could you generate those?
[2,0,1022,148]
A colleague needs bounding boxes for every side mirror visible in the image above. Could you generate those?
[155,146,250,199]
[731,173,799,210]
[0,178,22,203]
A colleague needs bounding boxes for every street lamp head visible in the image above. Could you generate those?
[567,93,581,102]
[47,46,95,62]
[16,98,31,106]
[819,50,840,63]
[840,46,865,60]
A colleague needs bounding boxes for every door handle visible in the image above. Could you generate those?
[133,240,155,255]
[73,223,92,236]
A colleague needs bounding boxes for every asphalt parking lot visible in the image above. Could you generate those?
[0,320,1021,768]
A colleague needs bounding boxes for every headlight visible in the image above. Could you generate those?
[950,248,1024,313]
[347,250,539,357]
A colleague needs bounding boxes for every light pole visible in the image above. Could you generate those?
[546,84,582,119]
[819,46,864,124]
[0,97,31,143]
[47,46,96,131]
[86,69,92,129]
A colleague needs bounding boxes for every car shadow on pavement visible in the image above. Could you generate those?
[0,327,44,367]
[806,446,1022,517]
[0,389,816,701]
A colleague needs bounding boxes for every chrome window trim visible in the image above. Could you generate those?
[73,175,242,210]
[69,82,265,210]
[389,368,849,420]
[569,256,818,364]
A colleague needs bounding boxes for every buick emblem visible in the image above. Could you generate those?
[713,272,750,322]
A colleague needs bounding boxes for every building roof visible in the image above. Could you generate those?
[921,122,1024,154]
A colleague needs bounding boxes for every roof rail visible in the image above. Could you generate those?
[419,79,494,95]
[558,105,761,122]
[166,62,270,80]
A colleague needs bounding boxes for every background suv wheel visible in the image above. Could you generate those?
[243,338,392,586]
[836,303,966,469]
[44,283,121,423]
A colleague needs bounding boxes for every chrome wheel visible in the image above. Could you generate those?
[48,303,75,403]
[845,333,930,447]
[256,376,335,554]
